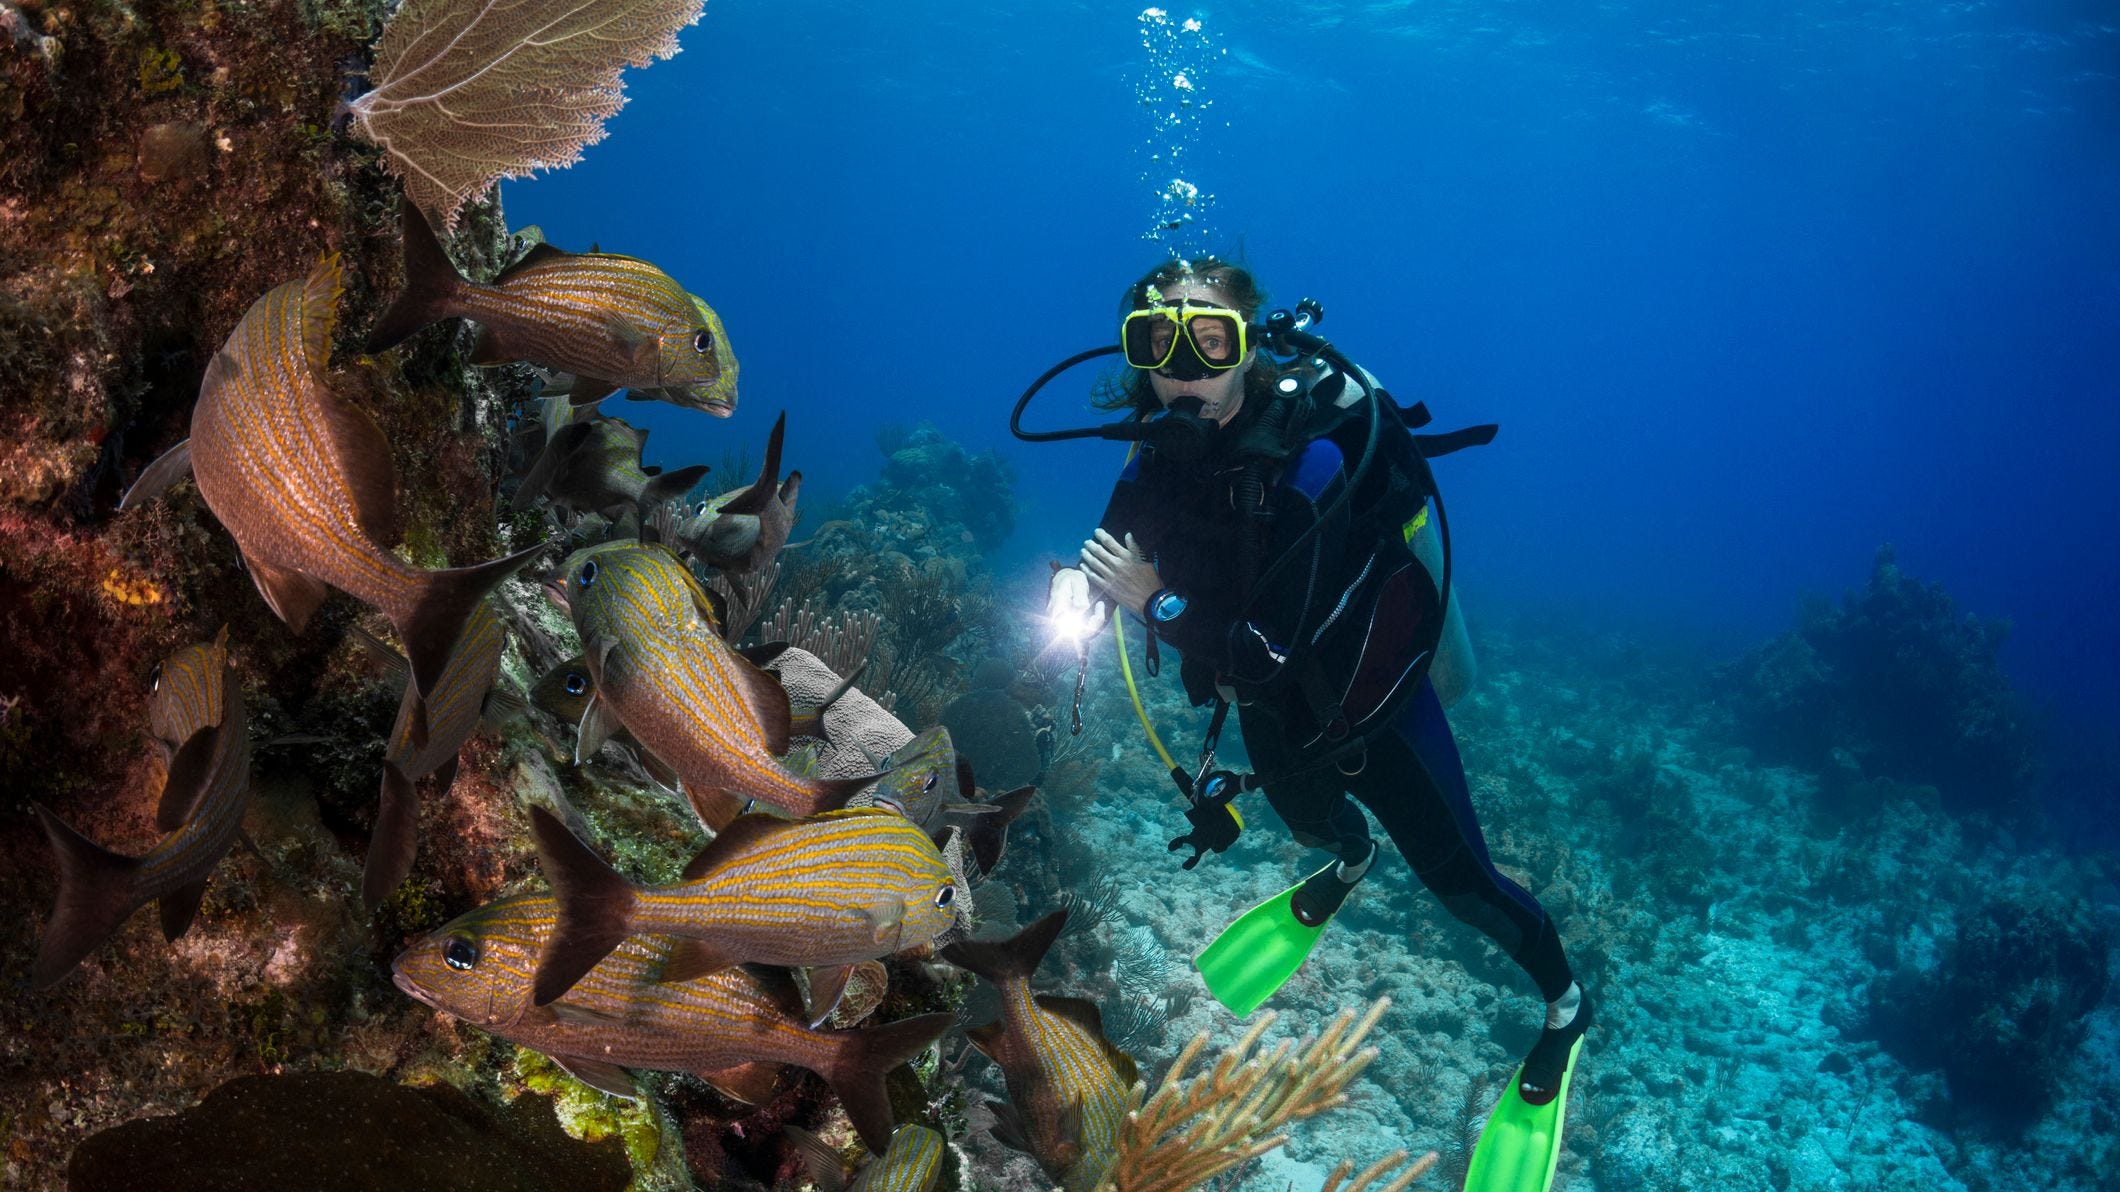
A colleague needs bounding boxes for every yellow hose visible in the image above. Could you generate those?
[1112,613,1180,772]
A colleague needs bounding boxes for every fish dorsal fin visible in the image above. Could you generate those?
[679,812,784,882]
[718,411,785,517]
[155,722,222,832]
[550,1054,638,1099]
[729,648,793,756]
[1036,995,1139,1087]
[493,241,570,284]
[1035,995,1110,1042]
[696,1061,781,1106]
[298,254,345,372]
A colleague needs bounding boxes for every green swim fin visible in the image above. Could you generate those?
[1462,1035,1583,1192]
[1193,865,1334,1017]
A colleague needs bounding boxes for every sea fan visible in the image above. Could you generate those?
[348,0,707,230]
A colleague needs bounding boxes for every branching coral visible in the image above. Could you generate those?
[1101,997,1430,1192]
[754,597,879,680]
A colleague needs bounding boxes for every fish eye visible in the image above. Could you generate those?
[148,663,163,691]
[564,672,587,696]
[922,773,939,793]
[691,328,714,355]
[934,887,954,909]
[577,559,599,587]
[443,936,479,972]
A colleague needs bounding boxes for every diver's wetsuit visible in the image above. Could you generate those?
[1099,417,1574,1004]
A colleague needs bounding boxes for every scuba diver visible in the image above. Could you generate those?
[1025,257,1593,1131]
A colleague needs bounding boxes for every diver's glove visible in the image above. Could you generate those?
[1168,771,1245,870]
[1290,839,1376,927]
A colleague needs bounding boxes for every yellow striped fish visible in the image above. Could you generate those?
[390,890,949,1153]
[532,651,843,764]
[941,912,1140,1192]
[528,806,962,1007]
[368,205,738,414]
[118,256,546,744]
[30,630,252,988]
[786,1123,944,1192]
[553,539,874,824]
[350,601,516,909]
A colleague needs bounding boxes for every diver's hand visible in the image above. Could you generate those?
[1080,529,1160,620]
[1045,566,1106,645]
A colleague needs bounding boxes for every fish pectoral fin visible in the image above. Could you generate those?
[659,938,738,984]
[481,686,528,729]
[548,1001,623,1027]
[1055,1098,1087,1163]
[574,694,620,765]
[985,1098,1033,1154]
[119,437,193,509]
[867,903,905,948]
[158,875,212,943]
[311,385,403,548]
[963,1020,1006,1063]
[242,552,330,634]
[728,648,794,756]
[154,722,223,832]
[551,1054,638,1099]
[348,625,409,678]
[782,1124,847,1192]
[802,964,857,1029]
[696,1061,782,1107]
[566,377,619,406]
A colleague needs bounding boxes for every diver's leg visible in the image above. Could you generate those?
[1350,681,1589,1101]
[1238,701,1372,860]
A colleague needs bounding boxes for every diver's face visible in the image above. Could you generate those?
[1148,283,1253,427]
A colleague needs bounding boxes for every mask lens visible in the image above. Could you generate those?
[1184,313,1242,367]
[1122,309,1180,369]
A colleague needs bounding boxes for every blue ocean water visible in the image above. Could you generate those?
[504,0,2119,742]
[495,9,2120,1183]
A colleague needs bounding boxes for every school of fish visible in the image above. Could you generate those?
[32,206,1151,1184]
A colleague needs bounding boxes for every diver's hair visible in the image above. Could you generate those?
[1092,256,1282,414]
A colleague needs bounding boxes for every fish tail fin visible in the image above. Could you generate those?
[939,909,1067,986]
[394,543,545,707]
[367,202,468,352]
[806,664,865,748]
[965,785,1037,877]
[362,761,420,911]
[639,464,710,511]
[29,805,143,990]
[529,805,637,1005]
[824,1011,952,1154]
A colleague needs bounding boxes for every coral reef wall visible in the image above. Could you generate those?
[0,3,543,1186]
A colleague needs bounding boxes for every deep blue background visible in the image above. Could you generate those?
[504,3,2120,761]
